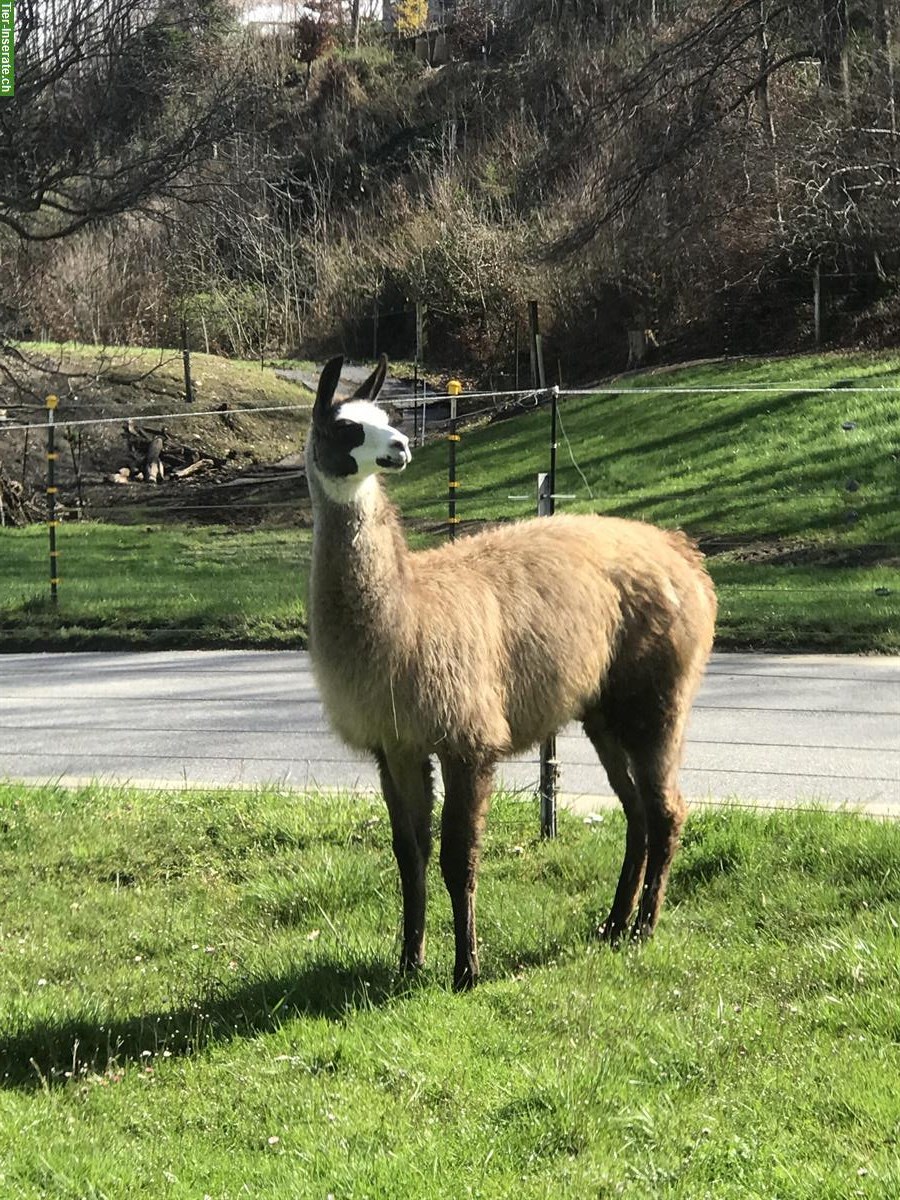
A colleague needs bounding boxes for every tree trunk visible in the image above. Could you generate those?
[757,0,784,230]
[627,328,649,368]
[351,0,361,50]
[821,0,851,107]
[874,0,897,133]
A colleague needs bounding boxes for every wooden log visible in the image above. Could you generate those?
[172,458,213,480]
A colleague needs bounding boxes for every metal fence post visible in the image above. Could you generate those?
[46,394,59,605]
[530,301,558,838]
[537,469,558,839]
[448,378,462,540]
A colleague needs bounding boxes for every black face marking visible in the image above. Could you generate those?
[313,412,366,478]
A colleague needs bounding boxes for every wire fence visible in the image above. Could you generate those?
[1,372,897,607]
[7,377,900,433]
[1,365,898,815]
[2,371,897,558]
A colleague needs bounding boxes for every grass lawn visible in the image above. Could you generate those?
[1,350,898,651]
[392,351,900,652]
[393,353,900,537]
[0,524,310,650]
[12,341,317,406]
[0,784,898,1198]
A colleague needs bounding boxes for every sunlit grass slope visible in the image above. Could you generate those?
[389,352,900,650]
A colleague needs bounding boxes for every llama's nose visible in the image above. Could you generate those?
[389,435,411,464]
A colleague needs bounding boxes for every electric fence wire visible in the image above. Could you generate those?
[3,378,900,433]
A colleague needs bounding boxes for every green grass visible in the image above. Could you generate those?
[709,561,896,651]
[0,524,310,650]
[394,353,900,537]
[13,340,315,405]
[2,350,898,651]
[0,783,898,1198]
[393,351,900,651]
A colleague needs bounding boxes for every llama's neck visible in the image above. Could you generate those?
[308,470,410,650]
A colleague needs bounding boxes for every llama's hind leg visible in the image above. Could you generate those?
[439,755,494,991]
[582,709,647,944]
[629,746,687,940]
[376,749,434,974]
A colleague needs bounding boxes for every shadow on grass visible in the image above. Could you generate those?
[1,934,608,1092]
[0,956,401,1092]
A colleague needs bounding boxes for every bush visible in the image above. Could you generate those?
[182,286,271,357]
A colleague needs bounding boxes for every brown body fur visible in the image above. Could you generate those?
[307,359,716,990]
[313,494,713,761]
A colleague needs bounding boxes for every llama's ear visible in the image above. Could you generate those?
[351,354,388,401]
[315,357,343,420]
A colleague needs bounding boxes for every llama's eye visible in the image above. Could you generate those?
[334,419,357,432]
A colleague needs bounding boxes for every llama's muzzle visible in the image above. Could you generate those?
[378,435,411,471]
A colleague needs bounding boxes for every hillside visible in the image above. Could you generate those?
[391,352,900,546]
[387,351,900,651]
[6,3,900,380]
[0,343,315,526]
[1,349,897,652]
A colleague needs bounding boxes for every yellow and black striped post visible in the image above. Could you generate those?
[46,394,60,604]
[447,379,462,541]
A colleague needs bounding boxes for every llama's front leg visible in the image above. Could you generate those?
[376,749,434,973]
[439,756,494,991]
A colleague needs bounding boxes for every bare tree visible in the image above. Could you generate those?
[0,0,249,242]
[820,0,851,107]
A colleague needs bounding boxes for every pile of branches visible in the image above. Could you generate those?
[0,459,38,526]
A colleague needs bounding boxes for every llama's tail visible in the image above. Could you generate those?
[665,529,706,570]
[667,529,718,622]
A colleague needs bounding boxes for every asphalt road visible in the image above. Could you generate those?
[1,651,898,814]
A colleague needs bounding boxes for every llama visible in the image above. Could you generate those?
[306,355,716,990]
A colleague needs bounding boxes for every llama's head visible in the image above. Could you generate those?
[307,355,411,505]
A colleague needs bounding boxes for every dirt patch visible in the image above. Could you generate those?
[0,344,313,526]
[697,534,900,569]
[87,462,312,528]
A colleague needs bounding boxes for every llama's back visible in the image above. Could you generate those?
[408,513,716,755]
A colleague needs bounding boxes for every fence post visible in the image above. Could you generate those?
[447,378,462,539]
[529,302,557,836]
[813,261,822,348]
[181,315,194,405]
[46,394,59,605]
[69,427,85,519]
[537,471,558,839]
[529,300,547,390]
[414,302,427,447]
[530,301,557,837]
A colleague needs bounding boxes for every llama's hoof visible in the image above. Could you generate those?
[398,955,425,976]
[596,916,628,947]
[629,918,654,942]
[452,965,478,992]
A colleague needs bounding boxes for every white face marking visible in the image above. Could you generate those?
[336,400,391,428]
[313,399,412,506]
[335,401,411,483]
[318,472,381,507]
